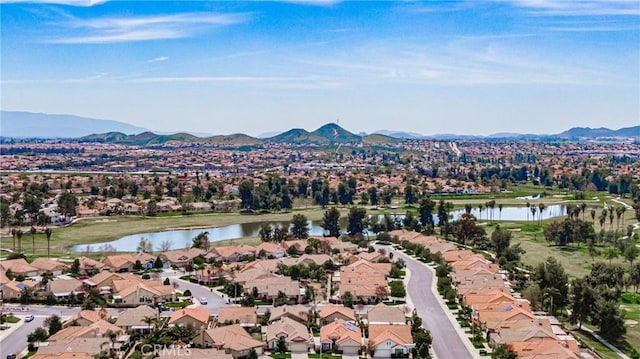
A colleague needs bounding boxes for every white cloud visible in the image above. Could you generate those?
[277,0,341,6]
[48,12,252,44]
[494,0,640,16]
[147,56,169,63]
[0,0,106,6]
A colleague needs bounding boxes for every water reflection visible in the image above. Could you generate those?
[72,204,566,252]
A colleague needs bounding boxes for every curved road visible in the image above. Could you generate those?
[392,249,476,359]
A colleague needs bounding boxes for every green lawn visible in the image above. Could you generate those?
[0,208,339,258]
[1,315,20,324]
[568,328,620,359]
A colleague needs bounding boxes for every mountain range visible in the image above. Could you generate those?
[1,111,638,145]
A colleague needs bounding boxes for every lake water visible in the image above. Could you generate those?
[71,204,566,252]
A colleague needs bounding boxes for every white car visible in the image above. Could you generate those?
[200,297,208,305]
[24,315,35,322]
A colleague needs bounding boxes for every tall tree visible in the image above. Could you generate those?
[534,257,568,310]
[57,192,78,218]
[568,278,596,329]
[404,185,417,205]
[419,197,436,228]
[290,213,310,239]
[238,180,255,209]
[45,227,52,258]
[347,207,367,236]
[592,300,626,342]
[30,226,36,257]
[624,245,639,269]
[321,207,341,238]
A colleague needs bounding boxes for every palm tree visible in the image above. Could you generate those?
[590,209,596,224]
[616,207,623,231]
[498,203,503,220]
[11,228,16,251]
[526,202,531,222]
[478,204,484,221]
[608,209,615,232]
[580,202,587,221]
[30,226,36,257]
[141,315,157,333]
[599,213,606,232]
[530,207,537,224]
[621,206,627,226]
[106,329,117,354]
[538,203,545,224]
[45,227,53,258]
[16,230,23,253]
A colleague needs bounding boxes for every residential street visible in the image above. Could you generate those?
[0,305,81,358]
[391,248,478,359]
[159,271,230,315]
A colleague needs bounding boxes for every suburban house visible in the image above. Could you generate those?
[320,305,356,325]
[194,324,264,358]
[168,307,212,329]
[256,242,286,258]
[114,305,158,333]
[208,246,243,263]
[244,276,301,303]
[282,240,308,255]
[320,237,358,253]
[31,257,69,276]
[47,278,84,299]
[217,306,257,327]
[64,309,111,327]
[368,324,415,358]
[1,279,37,299]
[292,254,333,268]
[111,278,175,305]
[49,320,124,341]
[319,319,362,355]
[265,317,311,352]
[78,256,105,274]
[159,248,204,268]
[32,337,112,359]
[268,304,310,324]
[102,254,136,272]
[0,258,39,277]
[367,303,406,325]
[84,271,136,290]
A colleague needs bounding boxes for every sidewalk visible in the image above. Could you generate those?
[0,318,24,342]
[580,326,630,359]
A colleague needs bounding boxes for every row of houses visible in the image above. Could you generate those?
[390,229,583,359]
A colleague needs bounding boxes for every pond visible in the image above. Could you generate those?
[71,204,566,252]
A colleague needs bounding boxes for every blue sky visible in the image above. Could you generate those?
[1,0,638,136]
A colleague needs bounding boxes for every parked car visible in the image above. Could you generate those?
[24,315,34,322]
[6,354,17,359]
[200,297,208,305]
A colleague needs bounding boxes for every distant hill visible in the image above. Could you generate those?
[362,133,400,144]
[374,130,425,139]
[311,123,361,143]
[5,110,637,144]
[558,126,640,139]
[1,111,150,138]
[205,133,262,145]
[268,128,327,144]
